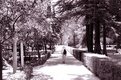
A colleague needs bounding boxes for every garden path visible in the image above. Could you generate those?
[31,45,100,80]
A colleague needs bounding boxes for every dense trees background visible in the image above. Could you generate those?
[0,0,58,79]
[53,0,121,54]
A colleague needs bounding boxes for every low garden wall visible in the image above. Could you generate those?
[73,49,121,80]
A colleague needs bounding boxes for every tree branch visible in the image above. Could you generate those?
[12,14,22,31]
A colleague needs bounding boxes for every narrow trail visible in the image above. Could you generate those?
[31,45,100,80]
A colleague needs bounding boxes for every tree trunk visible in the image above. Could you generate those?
[13,34,18,73]
[45,43,47,54]
[89,23,93,52]
[94,19,101,54]
[37,40,40,59]
[73,32,76,48]
[44,39,47,54]
[86,24,93,52]
[37,45,40,59]
[50,42,51,50]
[117,36,120,49]
[103,24,107,55]
[0,42,2,80]
[85,15,93,52]
[60,33,63,45]
[20,41,24,68]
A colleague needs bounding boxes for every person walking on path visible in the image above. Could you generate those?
[62,48,67,63]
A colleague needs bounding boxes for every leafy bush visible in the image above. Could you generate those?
[24,64,33,80]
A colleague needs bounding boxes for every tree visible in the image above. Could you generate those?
[0,0,38,75]
[53,0,95,52]
[109,0,121,21]
[0,0,60,78]
[53,0,93,52]
[53,0,113,54]
[0,15,13,80]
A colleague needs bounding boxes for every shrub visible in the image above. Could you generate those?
[72,50,121,80]
[112,61,121,80]
[73,49,84,61]
[24,64,33,80]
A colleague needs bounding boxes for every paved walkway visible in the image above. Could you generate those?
[31,45,100,80]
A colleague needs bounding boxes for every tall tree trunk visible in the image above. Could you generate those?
[37,40,41,59]
[13,34,18,73]
[94,19,101,54]
[37,44,40,59]
[60,33,63,45]
[85,15,93,52]
[44,43,47,54]
[73,32,76,48]
[117,36,120,49]
[20,41,24,68]
[49,42,52,50]
[0,42,2,80]
[103,24,107,56]
[35,38,40,59]
[86,24,93,52]
[89,23,93,52]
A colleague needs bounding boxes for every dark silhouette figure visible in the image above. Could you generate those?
[62,49,67,63]
[63,49,67,55]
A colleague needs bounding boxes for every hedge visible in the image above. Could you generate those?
[73,49,121,80]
